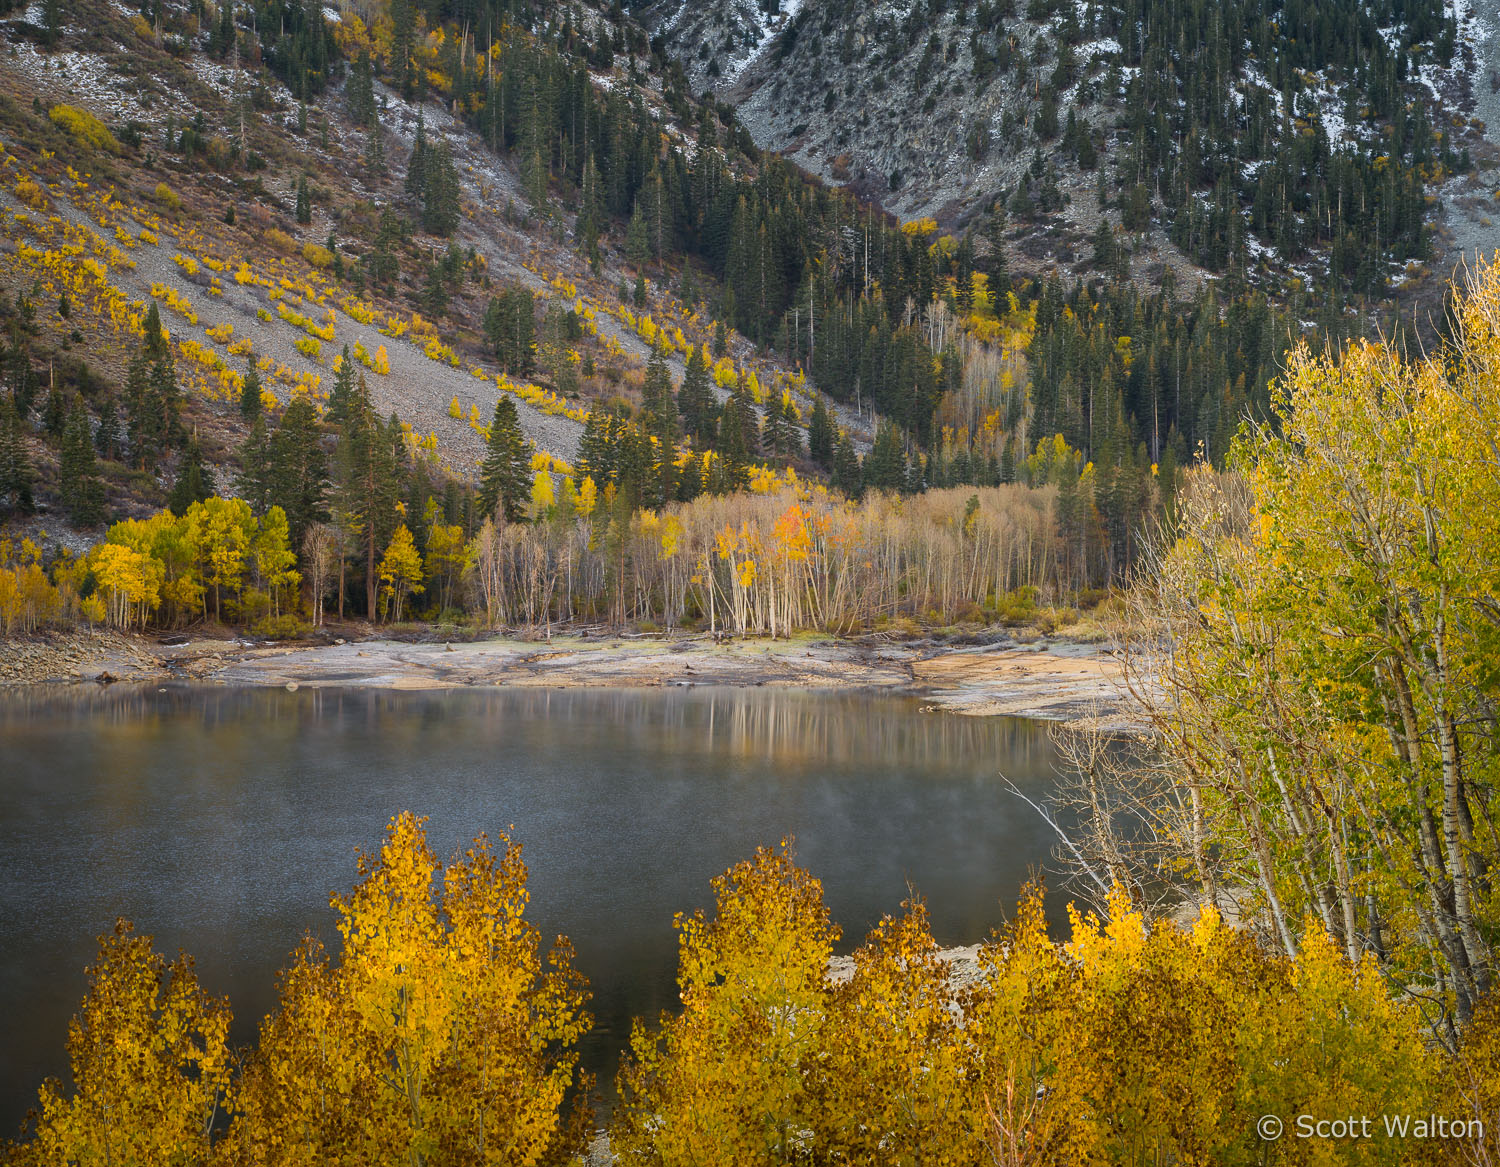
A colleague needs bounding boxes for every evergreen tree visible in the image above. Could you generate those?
[0,395,34,512]
[240,359,262,421]
[41,0,61,48]
[42,381,66,439]
[9,345,36,417]
[484,288,534,373]
[576,154,604,267]
[863,422,908,493]
[808,396,834,467]
[577,411,621,488]
[831,430,861,498]
[347,50,375,125]
[421,142,462,236]
[168,437,214,514]
[267,397,329,547]
[779,397,803,460]
[405,112,428,199]
[678,345,717,445]
[236,416,274,514]
[626,200,650,270]
[369,209,403,287]
[716,383,759,484]
[295,176,312,226]
[478,396,533,523]
[326,345,356,429]
[334,372,401,616]
[640,343,680,505]
[94,394,121,461]
[364,108,386,175]
[59,400,105,525]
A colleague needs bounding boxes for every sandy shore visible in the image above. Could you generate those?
[0,628,1140,729]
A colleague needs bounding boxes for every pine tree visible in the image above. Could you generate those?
[42,381,66,438]
[295,176,312,226]
[334,372,401,616]
[405,112,428,199]
[41,0,62,48]
[94,394,121,461]
[209,0,235,58]
[678,345,717,445]
[0,395,34,512]
[168,437,214,514]
[478,395,533,523]
[626,200,650,270]
[236,416,274,514]
[59,400,105,526]
[9,345,36,417]
[831,430,861,498]
[240,359,262,421]
[808,396,834,467]
[640,343,680,505]
[267,397,329,548]
[327,345,356,429]
[347,50,375,125]
[421,141,461,236]
[863,422,908,493]
[484,288,534,373]
[779,398,803,460]
[577,411,620,488]
[364,108,386,175]
[576,154,603,267]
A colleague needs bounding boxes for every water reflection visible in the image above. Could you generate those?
[0,684,1064,1126]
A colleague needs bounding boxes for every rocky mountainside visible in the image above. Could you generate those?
[641,0,1500,297]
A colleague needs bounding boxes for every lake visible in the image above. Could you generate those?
[0,684,1067,1128]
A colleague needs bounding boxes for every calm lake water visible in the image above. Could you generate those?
[0,684,1067,1127]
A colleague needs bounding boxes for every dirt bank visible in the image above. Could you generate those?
[0,628,1138,727]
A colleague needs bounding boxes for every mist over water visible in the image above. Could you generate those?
[0,684,1066,1125]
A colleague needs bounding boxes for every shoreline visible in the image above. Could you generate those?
[0,628,1141,730]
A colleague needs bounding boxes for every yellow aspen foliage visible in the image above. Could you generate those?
[372,345,390,375]
[376,523,424,622]
[229,813,592,1166]
[253,506,300,616]
[612,842,838,1165]
[530,468,555,514]
[810,898,970,1165]
[12,921,231,1167]
[448,395,462,418]
[576,475,598,519]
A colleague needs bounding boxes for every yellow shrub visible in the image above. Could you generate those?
[301,242,333,269]
[294,336,322,361]
[372,345,390,375]
[265,228,295,253]
[139,228,159,245]
[13,176,46,211]
[152,182,181,211]
[173,253,199,276]
[205,323,233,343]
[49,105,120,154]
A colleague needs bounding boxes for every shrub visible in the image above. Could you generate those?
[301,241,333,269]
[265,228,295,253]
[293,336,321,361]
[13,176,46,211]
[152,182,181,211]
[49,104,121,154]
